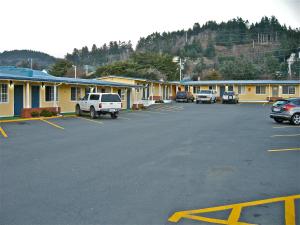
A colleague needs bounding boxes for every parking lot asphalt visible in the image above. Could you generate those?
[0,103,299,225]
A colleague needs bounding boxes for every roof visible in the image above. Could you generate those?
[0,66,141,88]
[182,80,300,85]
[99,75,179,84]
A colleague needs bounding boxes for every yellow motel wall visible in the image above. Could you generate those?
[0,80,14,117]
[189,84,300,101]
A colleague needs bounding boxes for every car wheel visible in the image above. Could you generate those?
[291,113,300,125]
[75,105,81,116]
[274,118,284,124]
[90,107,96,119]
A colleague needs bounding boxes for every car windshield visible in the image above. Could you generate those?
[177,92,186,96]
[101,94,121,102]
[199,90,211,94]
[224,91,234,95]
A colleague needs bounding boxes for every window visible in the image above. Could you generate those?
[121,89,126,101]
[101,94,121,102]
[228,86,233,91]
[90,94,100,100]
[209,85,216,90]
[0,84,8,103]
[256,86,266,94]
[45,86,58,101]
[282,86,296,95]
[193,86,199,94]
[71,87,81,101]
[238,86,245,94]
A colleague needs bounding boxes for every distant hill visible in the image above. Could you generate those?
[0,50,57,70]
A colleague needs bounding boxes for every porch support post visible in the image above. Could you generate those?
[53,84,57,108]
[26,82,30,108]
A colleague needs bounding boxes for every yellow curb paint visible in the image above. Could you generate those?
[40,119,64,130]
[77,117,103,124]
[0,127,8,138]
[168,195,300,225]
[271,134,300,137]
[268,148,300,152]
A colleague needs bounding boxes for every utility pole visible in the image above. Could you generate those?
[72,65,77,79]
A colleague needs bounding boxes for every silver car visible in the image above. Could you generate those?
[270,98,300,125]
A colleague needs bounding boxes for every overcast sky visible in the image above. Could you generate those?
[0,0,299,58]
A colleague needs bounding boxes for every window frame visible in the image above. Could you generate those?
[0,83,9,104]
[238,85,246,95]
[282,85,296,95]
[256,86,266,95]
[45,86,59,102]
[71,87,81,101]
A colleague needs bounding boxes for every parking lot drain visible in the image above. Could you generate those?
[168,194,300,225]
[40,119,64,130]
[0,126,8,138]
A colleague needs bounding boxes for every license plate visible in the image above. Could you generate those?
[109,109,116,112]
[229,96,233,99]
[273,107,281,112]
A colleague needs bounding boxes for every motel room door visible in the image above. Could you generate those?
[272,86,279,97]
[220,86,225,97]
[127,89,131,109]
[31,86,40,108]
[14,85,24,116]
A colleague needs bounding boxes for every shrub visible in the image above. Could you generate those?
[31,111,40,117]
[40,110,53,117]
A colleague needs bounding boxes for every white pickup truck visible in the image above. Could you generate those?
[75,93,122,119]
[195,90,217,104]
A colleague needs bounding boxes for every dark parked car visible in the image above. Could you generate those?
[176,91,194,103]
[270,98,300,125]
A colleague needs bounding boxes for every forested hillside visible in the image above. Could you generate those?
[0,50,57,70]
[1,16,299,80]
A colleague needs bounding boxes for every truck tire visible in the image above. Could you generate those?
[111,113,118,119]
[75,105,81,116]
[90,106,96,119]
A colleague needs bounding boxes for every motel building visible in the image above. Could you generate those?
[183,80,300,102]
[98,75,183,106]
[0,66,141,118]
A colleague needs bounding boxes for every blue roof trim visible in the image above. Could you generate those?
[182,80,300,85]
[0,66,141,88]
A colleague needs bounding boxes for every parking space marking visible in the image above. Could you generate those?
[0,126,8,138]
[40,119,64,130]
[143,110,168,114]
[273,126,300,129]
[168,194,300,225]
[271,133,300,137]
[77,117,103,124]
[268,148,300,152]
[0,115,76,124]
[118,116,131,120]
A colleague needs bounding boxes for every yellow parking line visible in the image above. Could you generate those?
[77,117,103,124]
[40,119,64,130]
[268,148,300,152]
[0,126,8,138]
[0,115,76,124]
[168,194,300,225]
[271,134,300,137]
